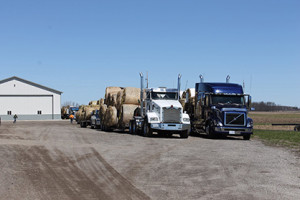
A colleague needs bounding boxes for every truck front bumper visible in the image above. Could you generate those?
[150,123,190,131]
[214,126,253,136]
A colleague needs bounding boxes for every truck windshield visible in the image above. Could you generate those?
[152,92,178,100]
[211,95,244,105]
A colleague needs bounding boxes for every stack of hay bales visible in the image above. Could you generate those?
[118,87,140,128]
[101,86,140,129]
[105,87,124,106]
[84,100,100,121]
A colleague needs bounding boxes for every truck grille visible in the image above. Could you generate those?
[224,112,245,126]
[163,107,181,123]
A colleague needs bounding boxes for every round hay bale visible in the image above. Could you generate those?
[116,90,124,112]
[182,91,187,99]
[104,106,118,127]
[119,104,138,127]
[186,88,195,103]
[105,87,123,104]
[122,87,140,105]
[111,94,118,107]
[84,106,97,120]
[98,98,104,106]
[89,101,98,106]
[180,98,186,110]
[78,105,88,122]
[99,104,107,122]
[75,106,83,120]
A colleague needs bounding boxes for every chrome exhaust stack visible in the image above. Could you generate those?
[199,74,204,83]
[139,72,144,117]
[226,75,230,83]
[177,74,182,100]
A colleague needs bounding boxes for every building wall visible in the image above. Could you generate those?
[0,79,61,120]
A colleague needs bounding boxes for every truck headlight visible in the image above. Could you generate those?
[217,121,223,127]
[150,117,158,121]
[247,119,253,127]
[183,118,190,122]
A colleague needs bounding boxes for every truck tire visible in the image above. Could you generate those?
[243,135,251,140]
[180,130,189,138]
[129,120,136,134]
[132,121,137,135]
[143,120,153,137]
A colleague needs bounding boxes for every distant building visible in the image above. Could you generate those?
[0,76,62,120]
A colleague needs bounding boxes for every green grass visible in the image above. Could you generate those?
[249,113,300,119]
[254,129,300,149]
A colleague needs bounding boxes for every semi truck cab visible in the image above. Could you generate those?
[194,82,253,140]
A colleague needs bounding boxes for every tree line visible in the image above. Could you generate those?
[252,101,300,112]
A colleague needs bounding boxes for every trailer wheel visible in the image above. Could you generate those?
[143,120,153,137]
[243,135,251,140]
[180,130,189,138]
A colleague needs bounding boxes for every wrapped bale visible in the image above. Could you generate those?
[105,87,123,104]
[122,87,140,105]
[119,104,138,127]
[104,106,118,127]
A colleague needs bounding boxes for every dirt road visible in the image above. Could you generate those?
[0,121,299,200]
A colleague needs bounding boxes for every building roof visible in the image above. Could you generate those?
[0,76,63,95]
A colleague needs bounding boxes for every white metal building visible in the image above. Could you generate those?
[0,76,62,120]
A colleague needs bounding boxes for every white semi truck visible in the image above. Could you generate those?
[129,73,190,138]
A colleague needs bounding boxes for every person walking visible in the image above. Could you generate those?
[69,113,74,124]
[13,114,18,123]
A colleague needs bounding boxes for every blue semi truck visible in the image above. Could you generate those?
[185,76,253,140]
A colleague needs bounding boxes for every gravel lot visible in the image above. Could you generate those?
[0,121,299,200]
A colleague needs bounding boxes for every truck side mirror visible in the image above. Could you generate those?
[247,96,252,108]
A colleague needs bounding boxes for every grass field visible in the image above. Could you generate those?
[250,112,300,149]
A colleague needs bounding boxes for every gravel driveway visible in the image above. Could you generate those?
[0,121,299,199]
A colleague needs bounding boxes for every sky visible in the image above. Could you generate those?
[0,0,299,107]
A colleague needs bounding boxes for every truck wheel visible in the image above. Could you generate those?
[143,120,153,137]
[180,130,189,138]
[243,135,251,140]
[133,121,137,135]
[129,121,132,134]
